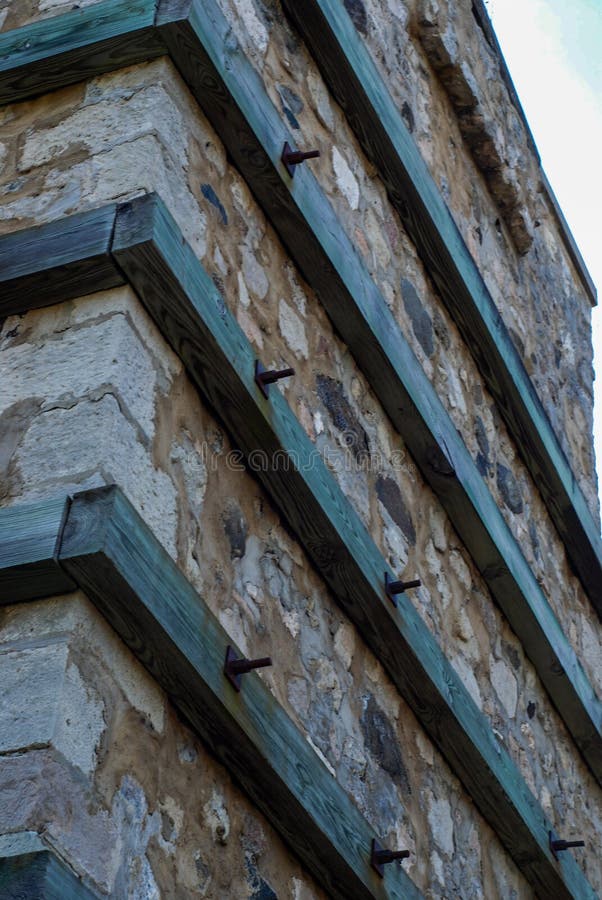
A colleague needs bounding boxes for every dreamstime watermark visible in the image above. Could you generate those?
[200,430,406,474]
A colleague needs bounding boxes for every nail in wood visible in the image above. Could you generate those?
[385,571,421,606]
[224,646,272,692]
[370,839,410,877]
[282,141,320,176]
[255,360,295,398]
[549,831,585,861]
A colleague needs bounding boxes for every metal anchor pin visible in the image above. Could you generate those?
[255,360,295,398]
[370,839,410,876]
[385,571,421,606]
[281,141,320,176]
[224,646,272,692]
[549,831,585,861]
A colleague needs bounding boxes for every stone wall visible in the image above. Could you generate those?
[0,1,600,898]
[1,54,599,700]
[0,593,328,899]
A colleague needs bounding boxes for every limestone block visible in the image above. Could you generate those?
[278,298,308,359]
[0,636,105,775]
[332,146,360,210]
[12,396,178,558]
[1,314,159,440]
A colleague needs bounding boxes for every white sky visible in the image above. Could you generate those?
[485,0,602,512]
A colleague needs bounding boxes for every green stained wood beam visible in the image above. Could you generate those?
[0,0,162,105]
[0,490,422,900]
[0,4,599,795]
[0,495,76,602]
[0,195,597,898]
[278,0,602,615]
[0,204,123,317]
[0,832,99,899]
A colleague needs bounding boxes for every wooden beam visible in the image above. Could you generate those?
[0,7,599,785]
[0,0,163,106]
[0,832,98,899]
[0,489,422,900]
[108,193,595,899]
[0,496,75,602]
[278,0,602,613]
[0,204,123,318]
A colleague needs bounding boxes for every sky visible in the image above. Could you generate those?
[485,0,602,511]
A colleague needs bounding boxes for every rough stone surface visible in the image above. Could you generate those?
[0,5,600,898]
[0,595,328,899]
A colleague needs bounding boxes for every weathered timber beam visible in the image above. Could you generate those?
[0,496,76,602]
[0,204,123,317]
[0,832,99,900]
[0,489,422,900]
[0,0,163,105]
[279,0,602,614]
[0,6,598,793]
[0,194,597,896]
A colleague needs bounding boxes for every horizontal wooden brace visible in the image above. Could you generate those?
[279,0,602,615]
[0,488,422,900]
[0,832,98,900]
[0,0,163,106]
[0,495,76,602]
[0,194,596,898]
[0,203,124,317]
[0,1,599,800]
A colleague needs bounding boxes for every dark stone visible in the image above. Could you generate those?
[528,519,541,559]
[474,417,490,475]
[316,374,370,462]
[277,84,303,114]
[527,701,536,719]
[211,273,225,297]
[245,855,278,900]
[508,326,525,358]
[496,463,523,514]
[277,86,303,130]
[360,695,411,793]
[344,0,368,35]
[375,475,416,545]
[502,641,520,671]
[201,183,228,225]
[222,500,247,558]
[401,101,415,133]
[476,452,490,477]
[282,107,300,130]
[401,278,434,357]
[475,416,489,458]
[433,307,451,350]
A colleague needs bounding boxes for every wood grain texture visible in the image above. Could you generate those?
[0,0,164,106]
[0,839,98,900]
[109,193,596,900]
[0,0,597,788]
[57,485,420,900]
[0,205,122,317]
[0,496,75,603]
[154,0,602,787]
[279,0,602,616]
